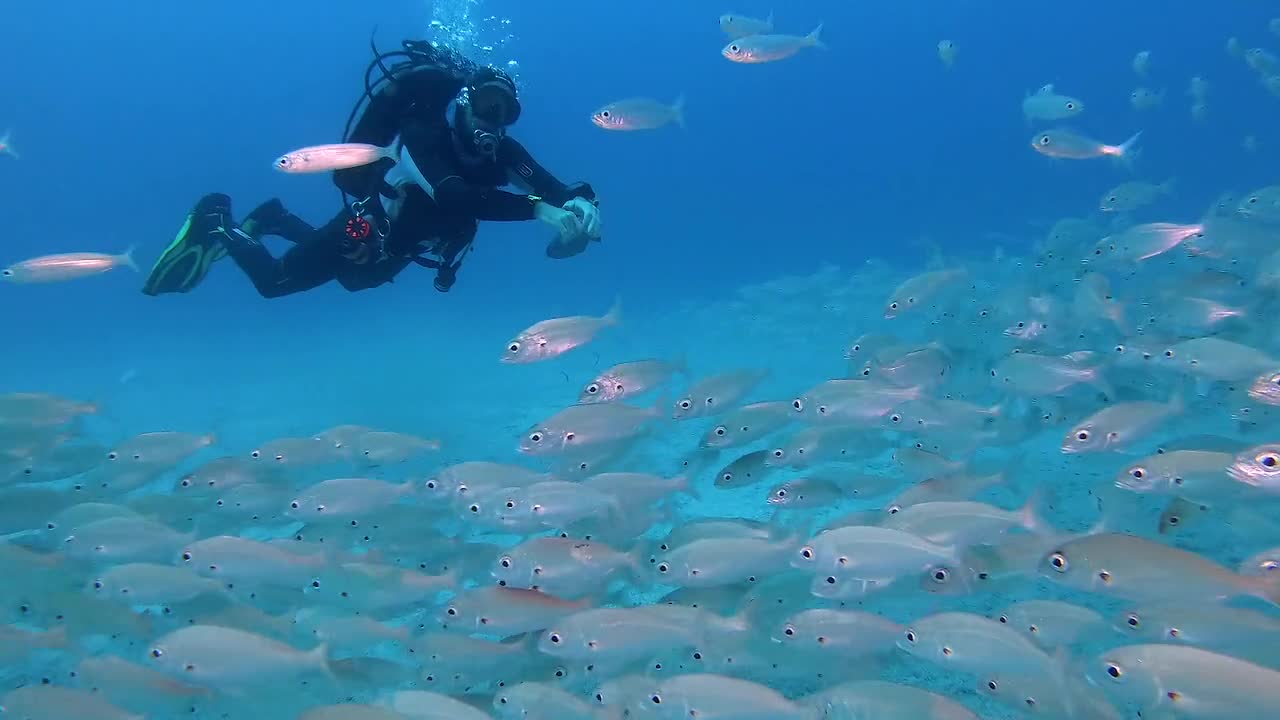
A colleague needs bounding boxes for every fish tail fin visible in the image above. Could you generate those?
[603,296,622,326]
[671,94,686,130]
[624,541,652,577]
[46,625,69,649]
[1087,366,1116,401]
[1116,131,1143,165]
[309,642,335,679]
[651,392,672,420]
[1,130,17,159]
[1017,489,1055,536]
[384,136,403,163]
[1250,574,1280,606]
[119,245,139,273]
[807,23,826,49]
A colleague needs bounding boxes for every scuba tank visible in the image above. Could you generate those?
[333,36,480,207]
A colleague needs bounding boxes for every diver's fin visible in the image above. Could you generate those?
[141,193,236,296]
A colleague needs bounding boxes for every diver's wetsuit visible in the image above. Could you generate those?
[220,64,595,296]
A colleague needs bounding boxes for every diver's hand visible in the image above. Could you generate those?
[534,200,582,238]
[563,197,601,238]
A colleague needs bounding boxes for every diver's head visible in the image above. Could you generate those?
[454,67,521,161]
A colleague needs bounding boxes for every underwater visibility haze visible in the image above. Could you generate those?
[2,1,1280,718]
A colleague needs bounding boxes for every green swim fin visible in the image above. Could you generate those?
[141,193,235,296]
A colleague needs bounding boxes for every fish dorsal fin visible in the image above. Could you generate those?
[1037,84,1055,95]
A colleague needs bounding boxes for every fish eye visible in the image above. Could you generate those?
[904,630,917,643]
[1048,552,1069,572]
[1066,102,1076,110]
[586,383,599,394]
[728,44,739,52]
[548,633,562,644]
[1114,344,1125,353]
[1075,430,1090,441]
[468,504,481,513]
[508,342,520,353]
[799,546,814,560]
[601,111,610,118]
[106,451,118,460]
[650,694,662,704]
[1038,135,1051,145]
[931,568,950,583]
[657,562,670,573]
[151,649,163,658]
[446,607,457,616]
[887,504,902,515]
[889,302,899,309]
[181,551,192,562]
[824,575,837,585]
[290,501,299,509]
[529,432,543,443]
[1257,452,1280,468]
[425,480,436,489]
[250,450,261,458]
[1108,196,1116,203]
[714,426,727,436]
[987,680,999,691]
[92,580,103,590]
[997,615,1008,623]
[792,399,804,412]
[890,413,902,423]
[772,449,784,458]
[1164,349,1175,358]
[499,556,512,568]
[678,399,692,410]
[1105,663,1123,680]
[774,488,787,498]
[1125,613,1141,628]
[1130,467,1145,479]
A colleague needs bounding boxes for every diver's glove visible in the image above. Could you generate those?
[562,197,601,238]
[533,200,583,239]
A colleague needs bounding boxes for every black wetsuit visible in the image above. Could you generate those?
[224,64,594,297]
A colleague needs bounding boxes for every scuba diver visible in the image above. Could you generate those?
[142,40,600,297]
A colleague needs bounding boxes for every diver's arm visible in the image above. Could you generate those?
[500,137,596,207]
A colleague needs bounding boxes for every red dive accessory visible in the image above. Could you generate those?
[345,215,372,241]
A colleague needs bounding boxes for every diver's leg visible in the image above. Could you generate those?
[335,255,413,293]
[241,198,318,244]
[221,222,345,299]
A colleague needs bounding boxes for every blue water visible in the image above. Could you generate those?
[2,1,1280,718]
[3,1,1262,420]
